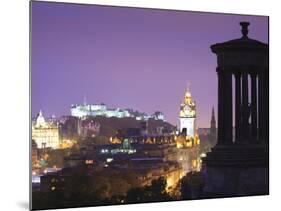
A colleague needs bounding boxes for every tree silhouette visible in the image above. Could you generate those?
[125,177,174,203]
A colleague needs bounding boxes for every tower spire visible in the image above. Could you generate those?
[211,106,216,125]
[210,106,216,132]
[186,82,191,92]
[209,106,217,145]
[179,85,196,136]
[212,106,215,118]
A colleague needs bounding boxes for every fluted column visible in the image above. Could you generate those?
[235,72,242,143]
[225,71,233,144]
[241,72,250,141]
[258,72,264,143]
[250,73,257,142]
[258,69,269,145]
[217,68,232,145]
[217,70,224,145]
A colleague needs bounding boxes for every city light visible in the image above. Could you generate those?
[106,158,113,163]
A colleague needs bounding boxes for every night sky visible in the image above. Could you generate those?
[31,1,268,127]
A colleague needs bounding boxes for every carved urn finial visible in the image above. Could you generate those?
[240,22,250,38]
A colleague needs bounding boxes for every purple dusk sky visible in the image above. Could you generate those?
[31,1,268,128]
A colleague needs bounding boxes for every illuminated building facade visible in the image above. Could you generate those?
[70,103,164,121]
[111,139,136,154]
[128,159,182,190]
[32,140,39,168]
[32,111,60,149]
[179,88,196,136]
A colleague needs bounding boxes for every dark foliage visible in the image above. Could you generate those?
[32,169,174,210]
[125,177,174,203]
[180,172,204,200]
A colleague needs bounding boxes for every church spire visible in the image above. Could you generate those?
[209,106,217,145]
[211,106,216,127]
[210,106,217,143]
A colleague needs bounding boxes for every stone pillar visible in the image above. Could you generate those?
[217,70,224,145]
[258,72,264,142]
[250,73,257,142]
[241,72,249,141]
[264,69,269,145]
[258,68,269,145]
[235,72,242,143]
[225,71,233,144]
[217,68,232,145]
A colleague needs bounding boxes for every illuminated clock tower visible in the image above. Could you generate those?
[179,88,196,136]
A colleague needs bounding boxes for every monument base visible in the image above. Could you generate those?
[202,143,269,197]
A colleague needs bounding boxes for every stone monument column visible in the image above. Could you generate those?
[234,72,242,143]
[258,71,265,142]
[225,70,233,144]
[250,72,258,142]
[241,72,249,141]
[216,70,224,145]
[264,69,269,144]
[217,69,232,145]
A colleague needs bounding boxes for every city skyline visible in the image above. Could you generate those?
[31,2,268,127]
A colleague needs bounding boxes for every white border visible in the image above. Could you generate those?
[0,0,280,211]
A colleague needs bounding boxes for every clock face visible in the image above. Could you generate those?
[180,99,195,118]
[183,105,193,116]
